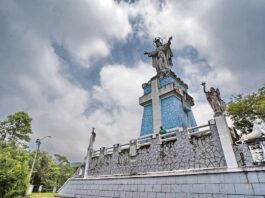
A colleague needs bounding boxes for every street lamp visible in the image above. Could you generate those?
[26,136,52,195]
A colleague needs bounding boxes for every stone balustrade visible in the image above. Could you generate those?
[81,120,229,177]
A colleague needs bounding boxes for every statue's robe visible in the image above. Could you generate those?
[149,42,173,72]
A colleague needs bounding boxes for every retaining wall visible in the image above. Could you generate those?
[86,123,226,176]
[58,167,265,198]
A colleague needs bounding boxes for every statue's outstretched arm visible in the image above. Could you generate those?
[144,50,158,57]
[201,82,207,93]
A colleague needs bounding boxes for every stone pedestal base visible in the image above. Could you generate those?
[215,114,238,168]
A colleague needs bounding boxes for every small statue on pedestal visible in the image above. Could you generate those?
[201,82,226,116]
[235,118,265,144]
[144,36,173,73]
[88,128,96,152]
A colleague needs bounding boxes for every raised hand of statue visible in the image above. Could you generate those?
[201,82,206,86]
[167,36,173,44]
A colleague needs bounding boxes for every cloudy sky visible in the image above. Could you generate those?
[0,0,264,161]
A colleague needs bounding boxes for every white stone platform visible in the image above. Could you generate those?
[58,167,265,198]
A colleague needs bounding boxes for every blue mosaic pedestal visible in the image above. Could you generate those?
[139,71,197,136]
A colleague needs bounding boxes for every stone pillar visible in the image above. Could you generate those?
[84,150,92,178]
[129,139,137,157]
[112,144,120,162]
[215,114,238,168]
[26,184,34,196]
[113,144,119,159]
[78,166,83,176]
[100,147,106,157]
[53,186,57,193]
[38,185,43,193]
[151,134,160,147]
[113,144,120,153]
[151,78,161,134]
[112,144,120,174]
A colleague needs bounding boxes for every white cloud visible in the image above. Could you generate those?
[178,57,239,95]
[0,0,131,68]
[122,0,210,51]
[93,63,154,108]
[90,62,155,149]
[0,0,131,161]
[123,0,265,93]
[1,0,264,162]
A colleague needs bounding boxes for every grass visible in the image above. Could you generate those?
[30,192,57,198]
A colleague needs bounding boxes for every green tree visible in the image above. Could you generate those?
[0,141,32,198]
[0,112,32,146]
[0,112,33,197]
[54,154,76,187]
[227,86,265,131]
[0,111,76,195]
[32,152,76,190]
[32,152,53,188]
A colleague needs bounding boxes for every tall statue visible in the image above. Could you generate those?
[88,128,96,152]
[144,36,173,73]
[201,82,226,115]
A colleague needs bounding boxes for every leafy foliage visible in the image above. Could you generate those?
[0,112,32,146]
[227,86,265,131]
[0,112,76,197]
[0,141,31,198]
[31,152,76,190]
[54,154,76,187]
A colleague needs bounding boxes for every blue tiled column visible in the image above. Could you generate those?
[140,103,154,136]
[139,71,197,136]
[161,95,189,129]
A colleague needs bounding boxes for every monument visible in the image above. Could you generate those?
[140,36,197,136]
[201,82,238,168]
[58,36,265,198]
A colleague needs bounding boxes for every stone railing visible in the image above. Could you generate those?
[82,121,231,177]
[137,133,153,147]
[187,121,214,138]
[92,150,100,157]
[159,130,177,142]
[81,120,264,178]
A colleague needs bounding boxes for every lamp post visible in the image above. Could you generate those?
[26,136,51,195]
